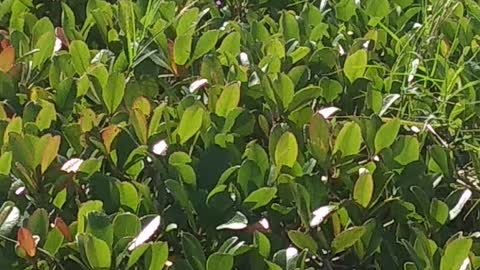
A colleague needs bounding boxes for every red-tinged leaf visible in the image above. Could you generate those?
[17,228,37,257]
[54,217,72,241]
[102,125,121,153]
[168,40,179,77]
[55,27,69,49]
[0,46,15,73]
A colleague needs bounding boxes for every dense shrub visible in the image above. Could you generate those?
[1,0,480,269]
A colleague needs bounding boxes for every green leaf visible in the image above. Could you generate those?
[281,11,300,41]
[118,182,139,211]
[375,118,401,154]
[86,213,113,248]
[207,253,234,270]
[0,151,12,175]
[127,244,149,268]
[320,79,343,103]
[77,200,103,234]
[103,72,126,114]
[309,113,330,166]
[332,226,366,254]
[287,231,318,253]
[394,136,420,165]
[275,132,298,168]
[176,8,199,36]
[113,213,141,240]
[32,31,55,69]
[0,202,20,236]
[131,109,148,145]
[174,34,193,65]
[177,104,203,145]
[288,86,322,112]
[40,135,60,174]
[193,30,219,60]
[254,231,271,258]
[43,228,64,256]
[36,101,57,131]
[27,208,49,245]
[430,199,449,225]
[353,171,374,208]
[148,103,166,137]
[336,0,357,21]
[333,122,363,157]
[344,49,367,83]
[10,133,35,170]
[216,82,240,117]
[289,47,310,64]
[244,187,277,210]
[365,0,390,19]
[82,234,112,269]
[440,238,472,270]
[69,40,91,75]
[169,152,192,166]
[182,232,206,270]
[147,242,169,270]
[218,32,241,57]
[274,73,295,109]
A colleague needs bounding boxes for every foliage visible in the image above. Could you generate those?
[0,0,480,269]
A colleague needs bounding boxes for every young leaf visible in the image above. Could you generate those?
[274,132,298,168]
[280,11,300,41]
[177,104,203,145]
[218,32,241,57]
[32,32,55,69]
[216,82,240,117]
[17,228,37,257]
[353,170,374,208]
[193,30,219,60]
[333,122,362,157]
[375,118,401,153]
[40,135,60,174]
[131,109,148,145]
[344,49,367,83]
[0,46,14,73]
[0,151,12,175]
[174,34,193,65]
[69,40,90,74]
[440,238,472,270]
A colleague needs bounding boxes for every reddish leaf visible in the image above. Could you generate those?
[54,217,72,241]
[167,40,179,77]
[102,125,121,153]
[0,46,15,73]
[17,228,37,257]
[55,27,69,49]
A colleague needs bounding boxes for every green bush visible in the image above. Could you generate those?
[0,0,479,269]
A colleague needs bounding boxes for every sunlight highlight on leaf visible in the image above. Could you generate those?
[128,216,161,251]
